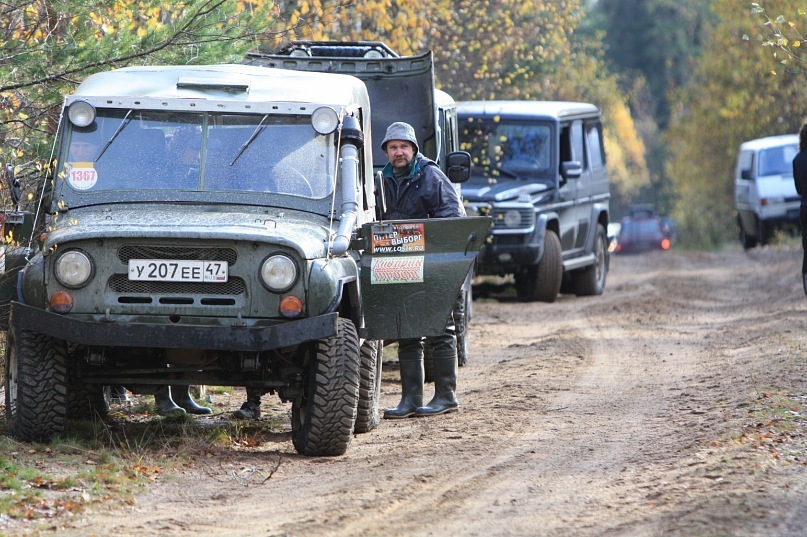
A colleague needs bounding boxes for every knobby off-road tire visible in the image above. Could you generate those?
[292,318,361,456]
[5,329,69,442]
[354,339,382,434]
[569,223,608,296]
[515,229,563,302]
[67,381,109,420]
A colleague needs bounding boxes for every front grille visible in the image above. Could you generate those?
[109,274,246,296]
[118,246,238,265]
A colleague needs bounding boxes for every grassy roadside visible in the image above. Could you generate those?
[0,391,290,535]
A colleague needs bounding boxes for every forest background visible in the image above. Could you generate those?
[1,0,805,248]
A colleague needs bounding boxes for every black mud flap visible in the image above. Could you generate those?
[359,216,491,340]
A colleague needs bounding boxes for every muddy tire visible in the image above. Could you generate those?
[292,318,360,456]
[5,329,69,442]
[569,223,608,296]
[354,339,382,434]
[67,382,110,420]
[516,230,563,302]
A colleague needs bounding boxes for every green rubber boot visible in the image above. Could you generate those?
[384,339,424,419]
[154,386,186,417]
[171,385,212,415]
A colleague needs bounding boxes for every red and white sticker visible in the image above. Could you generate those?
[370,256,424,284]
[67,162,98,190]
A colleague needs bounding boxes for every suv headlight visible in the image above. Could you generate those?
[260,254,298,292]
[54,250,94,288]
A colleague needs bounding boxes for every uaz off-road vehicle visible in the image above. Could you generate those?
[458,101,611,302]
[245,40,475,371]
[2,64,489,456]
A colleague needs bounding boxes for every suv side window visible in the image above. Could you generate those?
[586,122,605,170]
[571,120,586,170]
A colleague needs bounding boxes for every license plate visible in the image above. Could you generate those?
[128,259,228,282]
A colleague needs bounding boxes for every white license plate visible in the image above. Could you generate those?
[128,259,228,282]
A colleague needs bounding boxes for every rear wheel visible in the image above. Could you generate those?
[515,230,563,302]
[354,339,382,434]
[5,329,69,442]
[569,223,608,296]
[292,318,360,456]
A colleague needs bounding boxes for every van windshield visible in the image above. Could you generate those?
[60,109,337,198]
[459,119,553,183]
[758,144,798,177]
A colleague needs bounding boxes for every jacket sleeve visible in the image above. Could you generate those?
[426,166,466,218]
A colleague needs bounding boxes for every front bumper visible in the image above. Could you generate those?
[9,302,337,352]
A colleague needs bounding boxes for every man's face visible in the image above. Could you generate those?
[384,140,416,172]
[70,140,98,161]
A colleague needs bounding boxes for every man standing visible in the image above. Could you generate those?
[378,122,466,418]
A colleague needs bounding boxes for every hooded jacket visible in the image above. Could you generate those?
[379,153,465,220]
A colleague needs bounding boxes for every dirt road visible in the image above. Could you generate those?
[59,248,807,535]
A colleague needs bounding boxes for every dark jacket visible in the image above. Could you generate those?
[793,150,807,206]
[379,154,465,220]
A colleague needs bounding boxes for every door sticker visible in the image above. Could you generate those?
[67,162,98,190]
[370,222,425,254]
[370,256,424,284]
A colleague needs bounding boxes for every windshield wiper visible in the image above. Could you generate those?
[231,114,269,166]
[473,164,520,180]
[94,110,132,163]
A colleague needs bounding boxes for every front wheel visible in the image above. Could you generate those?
[292,318,361,456]
[5,329,69,442]
[515,230,563,302]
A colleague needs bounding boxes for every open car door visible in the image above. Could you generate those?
[360,216,490,340]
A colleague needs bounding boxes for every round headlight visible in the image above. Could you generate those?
[503,210,522,227]
[260,254,298,292]
[67,100,96,128]
[311,107,339,135]
[54,250,94,288]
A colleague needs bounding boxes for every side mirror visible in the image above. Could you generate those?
[560,161,582,181]
[740,169,753,180]
[374,171,387,221]
[446,151,471,183]
[4,164,20,206]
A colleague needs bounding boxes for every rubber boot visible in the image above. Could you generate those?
[171,385,212,415]
[416,330,459,417]
[154,386,186,416]
[384,339,424,419]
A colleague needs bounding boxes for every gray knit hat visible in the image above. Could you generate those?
[381,122,419,153]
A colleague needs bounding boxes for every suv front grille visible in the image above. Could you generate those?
[109,274,246,296]
[118,245,238,265]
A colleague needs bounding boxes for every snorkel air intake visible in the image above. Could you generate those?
[327,115,364,255]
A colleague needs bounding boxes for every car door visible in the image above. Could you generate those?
[557,120,582,251]
[359,216,490,340]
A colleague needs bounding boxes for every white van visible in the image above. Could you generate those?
[734,134,800,248]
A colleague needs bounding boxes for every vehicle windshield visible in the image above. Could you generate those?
[758,144,798,177]
[59,109,337,198]
[459,119,553,183]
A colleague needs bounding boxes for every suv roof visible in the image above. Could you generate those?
[457,100,601,120]
[73,64,369,106]
[739,134,798,151]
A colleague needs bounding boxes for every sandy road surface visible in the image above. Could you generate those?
[55,248,807,536]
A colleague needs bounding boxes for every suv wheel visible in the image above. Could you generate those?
[516,230,563,302]
[570,223,608,296]
[354,339,382,434]
[292,318,360,456]
[5,329,69,442]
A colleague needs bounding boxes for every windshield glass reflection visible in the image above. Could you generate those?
[60,110,336,198]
